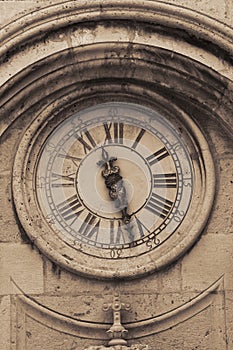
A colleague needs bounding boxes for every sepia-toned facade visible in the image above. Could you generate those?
[0,1,232,349]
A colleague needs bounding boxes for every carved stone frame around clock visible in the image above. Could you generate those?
[12,44,215,280]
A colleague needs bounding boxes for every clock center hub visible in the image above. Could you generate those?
[76,145,152,219]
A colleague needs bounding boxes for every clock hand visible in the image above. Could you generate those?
[97,147,131,224]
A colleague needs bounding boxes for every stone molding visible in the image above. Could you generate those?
[2,1,227,277]
[12,276,224,342]
[84,345,149,350]
[1,0,233,62]
[10,50,216,277]
[1,2,233,137]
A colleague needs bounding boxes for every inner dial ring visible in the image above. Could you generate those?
[36,103,193,257]
[76,144,152,220]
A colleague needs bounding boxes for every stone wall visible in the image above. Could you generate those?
[0,1,232,349]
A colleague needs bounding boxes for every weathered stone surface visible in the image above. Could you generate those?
[0,296,11,350]
[84,345,149,350]
[181,235,233,291]
[0,0,233,349]
[0,244,44,295]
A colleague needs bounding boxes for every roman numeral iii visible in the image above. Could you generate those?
[153,173,177,188]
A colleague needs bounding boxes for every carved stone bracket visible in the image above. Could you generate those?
[85,345,149,350]
[103,293,131,346]
[10,276,225,348]
[85,293,149,350]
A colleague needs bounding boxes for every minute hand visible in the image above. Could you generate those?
[97,148,131,224]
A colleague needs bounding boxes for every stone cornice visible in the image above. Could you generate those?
[1,0,233,55]
[1,0,233,78]
[14,276,224,340]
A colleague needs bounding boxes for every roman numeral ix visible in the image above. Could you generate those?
[51,172,75,188]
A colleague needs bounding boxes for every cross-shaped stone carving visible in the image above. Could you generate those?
[103,293,131,346]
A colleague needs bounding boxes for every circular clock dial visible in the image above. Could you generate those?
[13,101,214,278]
[35,103,193,258]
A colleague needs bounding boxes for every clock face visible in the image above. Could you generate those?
[36,103,193,259]
[13,101,214,279]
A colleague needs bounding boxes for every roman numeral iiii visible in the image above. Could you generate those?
[145,193,173,219]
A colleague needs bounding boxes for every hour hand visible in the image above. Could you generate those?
[97,147,131,224]
[121,207,131,225]
[97,147,111,166]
